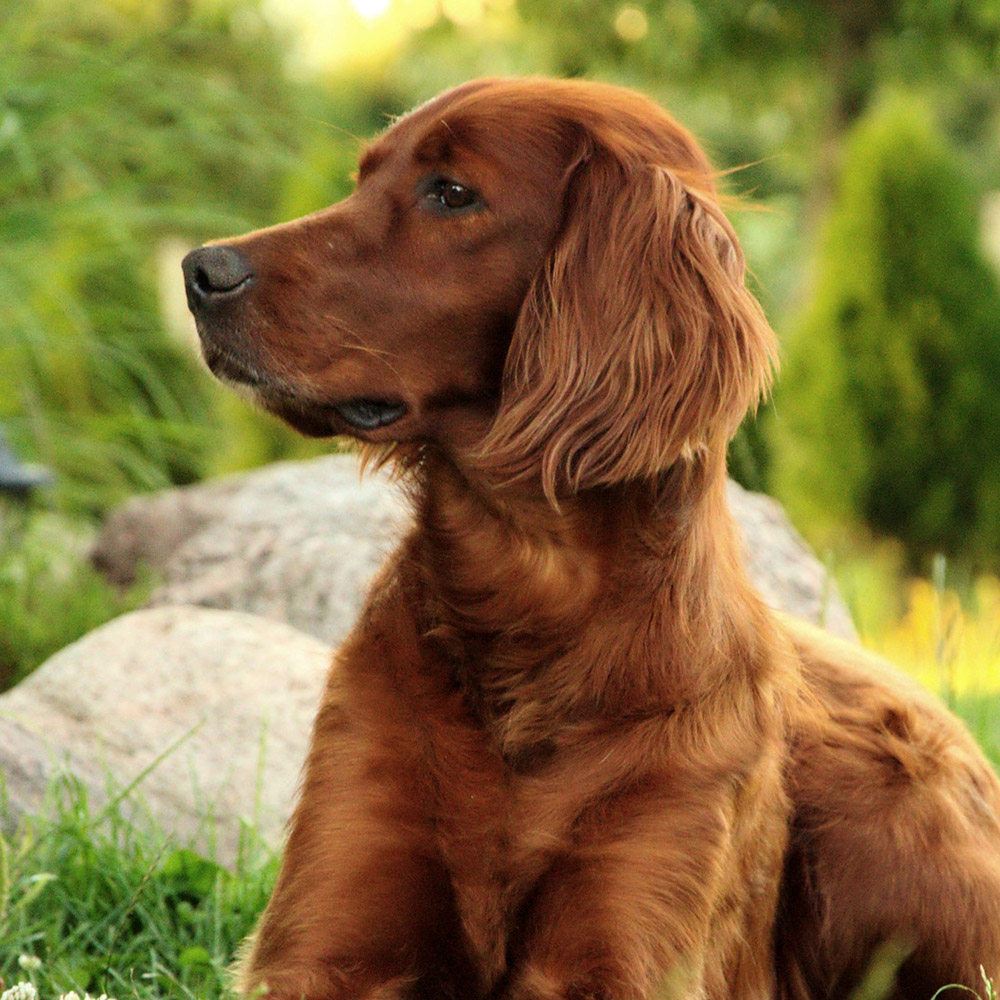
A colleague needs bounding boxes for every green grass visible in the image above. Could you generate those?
[0,774,277,1000]
[0,503,151,693]
[951,694,1000,768]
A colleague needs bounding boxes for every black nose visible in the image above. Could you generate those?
[182,245,254,311]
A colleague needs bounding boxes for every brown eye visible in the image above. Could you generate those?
[424,178,479,213]
[442,182,474,208]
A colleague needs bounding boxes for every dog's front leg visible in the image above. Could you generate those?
[502,770,784,1000]
[234,587,466,1000]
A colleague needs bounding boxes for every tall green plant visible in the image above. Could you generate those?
[0,0,318,514]
[770,94,1000,569]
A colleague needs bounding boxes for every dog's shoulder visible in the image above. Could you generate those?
[779,614,1000,835]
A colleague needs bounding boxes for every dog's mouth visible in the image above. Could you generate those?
[201,342,408,435]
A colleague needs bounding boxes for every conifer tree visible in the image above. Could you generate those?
[771,95,1000,569]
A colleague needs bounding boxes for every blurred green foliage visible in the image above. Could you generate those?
[0,0,352,514]
[0,0,998,565]
[771,96,1000,570]
[0,505,151,690]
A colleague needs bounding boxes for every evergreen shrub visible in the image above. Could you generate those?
[770,95,1000,569]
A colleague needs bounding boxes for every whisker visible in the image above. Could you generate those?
[320,318,410,388]
[340,342,408,388]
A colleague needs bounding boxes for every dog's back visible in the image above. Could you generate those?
[781,618,1000,999]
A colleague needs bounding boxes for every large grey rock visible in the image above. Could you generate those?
[726,479,855,639]
[92,455,407,647]
[0,606,331,861]
[92,454,856,642]
[0,717,105,824]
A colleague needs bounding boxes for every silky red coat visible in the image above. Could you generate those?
[183,78,1000,1000]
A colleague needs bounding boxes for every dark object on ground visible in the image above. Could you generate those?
[0,430,53,497]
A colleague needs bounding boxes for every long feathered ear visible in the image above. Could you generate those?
[477,149,778,502]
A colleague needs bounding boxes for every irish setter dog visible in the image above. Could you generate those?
[182,78,1000,1000]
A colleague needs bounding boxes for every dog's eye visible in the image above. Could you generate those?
[424,178,479,213]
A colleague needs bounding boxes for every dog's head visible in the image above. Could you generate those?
[183,77,776,498]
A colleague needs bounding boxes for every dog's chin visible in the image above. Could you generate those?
[201,345,409,439]
[264,397,341,438]
[202,343,268,389]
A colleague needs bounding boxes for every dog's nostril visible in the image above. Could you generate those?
[182,245,254,304]
[193,265,218,296]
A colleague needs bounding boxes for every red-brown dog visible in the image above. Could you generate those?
[183,78,1000,1000]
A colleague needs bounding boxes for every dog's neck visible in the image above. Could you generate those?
[408,447,776,756]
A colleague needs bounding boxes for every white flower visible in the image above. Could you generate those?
[17,957,42,972]
[1,982,39,1000]
[0,982,119,1000]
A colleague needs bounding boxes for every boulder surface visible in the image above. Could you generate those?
[0,606,330,861]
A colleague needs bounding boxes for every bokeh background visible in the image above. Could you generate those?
[1,1,1000,995]
[2,0,999,726]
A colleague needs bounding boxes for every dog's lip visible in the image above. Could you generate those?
[332,398,408,431]
[200,347,410,436]
[257,391,412,439]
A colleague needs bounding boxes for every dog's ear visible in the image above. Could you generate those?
[479,149,778,502]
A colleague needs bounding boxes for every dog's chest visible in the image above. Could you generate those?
[426,726,577,988]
